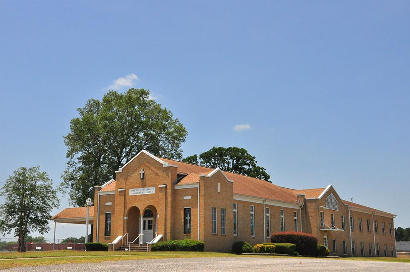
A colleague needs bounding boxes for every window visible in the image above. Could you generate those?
[376,243,380,256]
[280,210,285,231]
[325,193,338,210]
[265,207,270,237]
[323,235,328,248]
[220,208,226,235]
[360,242,364,256]
[350,216,354,231]
[104,213,111,236]
[382,222,385,234]
[375,221,378,233]
[217,183,221,193]
[352,241,355,256]
[343,240,347,254]
[233,203,238,236]
[331,214,335,229]
[367,219,371,232]
[384,244,387,256]
[369,243,372,256]
[212,207,217,234]
[389,223,392,235]
[184,208,191,234]
[391,246,395,257]
[359,218,363,232]
[250,206,255,236]
[341,215,345,230]
[332,239,336,253]
[293,211,298,232]
[320,212,325,229]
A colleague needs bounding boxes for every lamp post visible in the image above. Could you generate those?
[85,198,93,246]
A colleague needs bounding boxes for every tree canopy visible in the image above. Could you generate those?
[0,166,59,252]
[62,88,187,206]
[182,146,271,181]
[395,227,410,241]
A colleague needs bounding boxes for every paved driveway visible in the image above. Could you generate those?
[8,257,410,272]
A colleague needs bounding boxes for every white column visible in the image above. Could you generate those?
[139,215,144,245]
[85,206,89,244]
[53,221,57,250]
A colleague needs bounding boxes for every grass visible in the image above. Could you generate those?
[0,251,235,270]
[0,251,409,270]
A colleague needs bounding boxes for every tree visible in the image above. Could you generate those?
[395,227,410,241]
[62,88,187,206]
[0,167,59,252]
[182,146,271,181]
[26,235,46,243]
[61,236,85,244]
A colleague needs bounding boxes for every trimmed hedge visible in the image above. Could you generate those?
[85,242,108,251]
[271,232,318,256]
[232,241,253,254]
[151,239,204,251]
[316,245,330,257]
[273,243,297,255]
[253,243,276,253]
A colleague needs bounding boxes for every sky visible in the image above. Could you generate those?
[0,0,409,241]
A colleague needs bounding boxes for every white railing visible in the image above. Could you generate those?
[147,234,163,245]
[128,234,142,251]
[109,233,128,251]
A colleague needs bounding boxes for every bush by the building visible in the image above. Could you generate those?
[85,242,108,251]
[151,239,204,251]
[232,241,253,254]
[253,243,276,253]
[271,232,318,256]
[273,243,297,255]
[316,244,330,257]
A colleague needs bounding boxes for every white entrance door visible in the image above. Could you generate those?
[143,218,153,243]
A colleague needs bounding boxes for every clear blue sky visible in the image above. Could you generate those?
[1,0,409,240]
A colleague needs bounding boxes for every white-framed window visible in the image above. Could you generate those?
[359,218,363,232]
[265,207,270,237]
[331,213,335,228]
[220,208,226,235]
[376,243,380,256]
[384,244,387,256]
[332,239,336,253]
[184,207,191,234]
[323,235,328,248]
[369,243,372,256]
[343,240,347,254]
[250,205,255,237]
[389,223,392,235]
[293,211,298,231]
[367,219,371,232]
[350,216,354,231]
[375,221,378,233]
[320,211,325,229]
[382,222,385,234]
[211,207,217,234]
[217,182,221,193]
[360,242,364,256]
[352,241,356,256]
[104,212,111,236]
[341,215,345,230]
[233,203,238,236]
[325,193,338,210]
[280,210,285,231]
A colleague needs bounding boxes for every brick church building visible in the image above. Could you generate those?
[53,150,396,256]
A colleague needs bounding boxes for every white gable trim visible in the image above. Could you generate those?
[98,191,115,195]
[234,194,299,209]
[347,205,396,218]
[318,184,333,199]
[101,179,115,188]
[116,150,177,173]
[200,168,233,183]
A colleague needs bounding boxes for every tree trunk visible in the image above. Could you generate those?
[18,229,26,252]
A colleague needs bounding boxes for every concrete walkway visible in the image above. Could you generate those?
[7,257,410,272]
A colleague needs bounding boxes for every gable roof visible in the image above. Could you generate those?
[291,188,326,199]
[51,207,95,223]
[343,200,395,217]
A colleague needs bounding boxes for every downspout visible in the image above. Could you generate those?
[372,213,376,255]
[393,216,396,257]
[197,184,200,240]
[96,192,100,242]
[263,201,266,243]
[348,208,352,255]
[299,206,302,232]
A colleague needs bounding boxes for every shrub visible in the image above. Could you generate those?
[253,243,276,253]
[273,243,297,255]
[316,244,330,257]
[232,241,253,254]
[85,242,108,251]
[151,239,204,251]
[271,232,318,256]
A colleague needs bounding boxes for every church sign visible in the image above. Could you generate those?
[129,187,155,196]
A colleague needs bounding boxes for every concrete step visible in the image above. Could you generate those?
[118,244,151,252]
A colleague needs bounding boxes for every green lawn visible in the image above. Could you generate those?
[0,250,409,270]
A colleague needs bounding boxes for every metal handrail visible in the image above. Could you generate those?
[128,234,142,251]
[111,233,128,251]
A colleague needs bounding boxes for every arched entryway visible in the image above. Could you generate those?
[127,206,141,243]
[142,206,157,243]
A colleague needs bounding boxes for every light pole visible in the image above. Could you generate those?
[85,198,93,247]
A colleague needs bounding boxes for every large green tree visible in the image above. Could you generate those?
[0,167,59,252]
[62,88,187,206]
[182,146,271,181]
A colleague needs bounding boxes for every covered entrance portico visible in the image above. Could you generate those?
[127,205,157,245]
